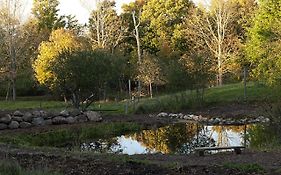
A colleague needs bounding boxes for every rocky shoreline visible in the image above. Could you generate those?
[0,110,102,130]
[155,112,270,125]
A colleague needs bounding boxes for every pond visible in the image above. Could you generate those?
[79,123,250,155]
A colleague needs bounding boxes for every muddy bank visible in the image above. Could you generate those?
[0,144,272,175]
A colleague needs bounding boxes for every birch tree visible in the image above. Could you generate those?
[188,0,239,86]
[0,0,26,100]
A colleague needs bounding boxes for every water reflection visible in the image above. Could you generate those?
[80,123,249,155]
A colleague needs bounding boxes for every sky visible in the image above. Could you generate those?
[25,0,135,24]
[25,0,204,24]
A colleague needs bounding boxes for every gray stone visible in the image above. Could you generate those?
[69,109,82,117]
[52,116,68,125]
[45,119,53,125]
[19,122,32,128]
[0,123,8,130]
[14,110,24,116]
[85,111,102,122]
[12,116,23,122]
[60,110,70,117]
[40,110,48,119]
[23,112,33,122]
[32,117,45,126]
[32,111,41,117]
[75,115,88,123]
[66,117,75,124]
[9,121,19,129]
[157,112,168,117]
[0,114,12,124]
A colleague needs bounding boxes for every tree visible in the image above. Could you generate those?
[88,0,127,53]
[187,0,240,86]
[0,0,26,100]
[246,0,281,85]
[136,53,165,98]
[33,29,88,93]
[32,0,64,31]
[141,0,192,52]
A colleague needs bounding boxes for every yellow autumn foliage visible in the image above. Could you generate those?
[33,28,86,89]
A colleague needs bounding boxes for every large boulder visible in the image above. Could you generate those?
[65,117,75,124]
[40,110,49,119]
[9,121,19,129]
[32,111,41,118]
[60,110,70,117]
[85,111,102,122]
[19,122,32,129]
[13,111,24,117]
[69,109,82,117]
[0,123,8,130]
[12,116,23,122]
[75,114,88,123]
[52,116,68,125]
[23,112,33,122]
[32,117,45,126]
[0,114,12,124]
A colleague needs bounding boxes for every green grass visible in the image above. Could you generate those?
[223,163,265,173]
[0,160,61,175]
[0,82,279,114]
[0,101,66,110]
[0,122,142,147]
[134,82,281,113]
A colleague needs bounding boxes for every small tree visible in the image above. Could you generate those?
[136,53,165,98]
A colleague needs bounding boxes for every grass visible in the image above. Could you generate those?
[0,122,142,147]
[0,160,61,175]
[0,82,280,114]
[134,82,281,113]
[223,163,265,173]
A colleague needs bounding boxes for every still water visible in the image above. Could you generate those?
[80,123,249,155]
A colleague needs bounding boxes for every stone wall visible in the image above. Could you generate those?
[0,110,102,130]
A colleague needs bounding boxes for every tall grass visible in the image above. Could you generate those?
[0,160,61,175]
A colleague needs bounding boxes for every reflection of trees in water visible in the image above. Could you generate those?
[81,138,122,153]
[210,125,246,147]
[131,123,213,154]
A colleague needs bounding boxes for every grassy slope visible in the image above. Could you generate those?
[0,82,279,113]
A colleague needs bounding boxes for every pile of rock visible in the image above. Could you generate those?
[0,110,102,130]
[156,112,270,125]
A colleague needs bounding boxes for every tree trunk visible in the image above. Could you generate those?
[149,82,153,99]
[132,11,142,99]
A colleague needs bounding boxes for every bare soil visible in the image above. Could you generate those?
[0,102,280,175]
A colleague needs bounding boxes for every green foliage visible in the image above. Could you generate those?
[32,0,64,31]
[0,122,141,147]
[0,160,61,175]
[141,0,192,51]
[246,0,281,85]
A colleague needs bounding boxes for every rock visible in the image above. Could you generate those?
[23,112,33,122]
[19,122,32,128]
[60,110,70,117]
[13,111,24,116]
[32,117,45,126]
[157,112,168,117]
[0,123,8,130]
[0,114,12,124]
[66,117,75,124]
[75,114,88,123]
[52,116,68,125]
[85,111,102,122]
[32,111,41,117]
[12,116,23,122]
[69,109,82,117]
[9,121,19,129]
[45,119,53,125]
[40,110,48,119]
